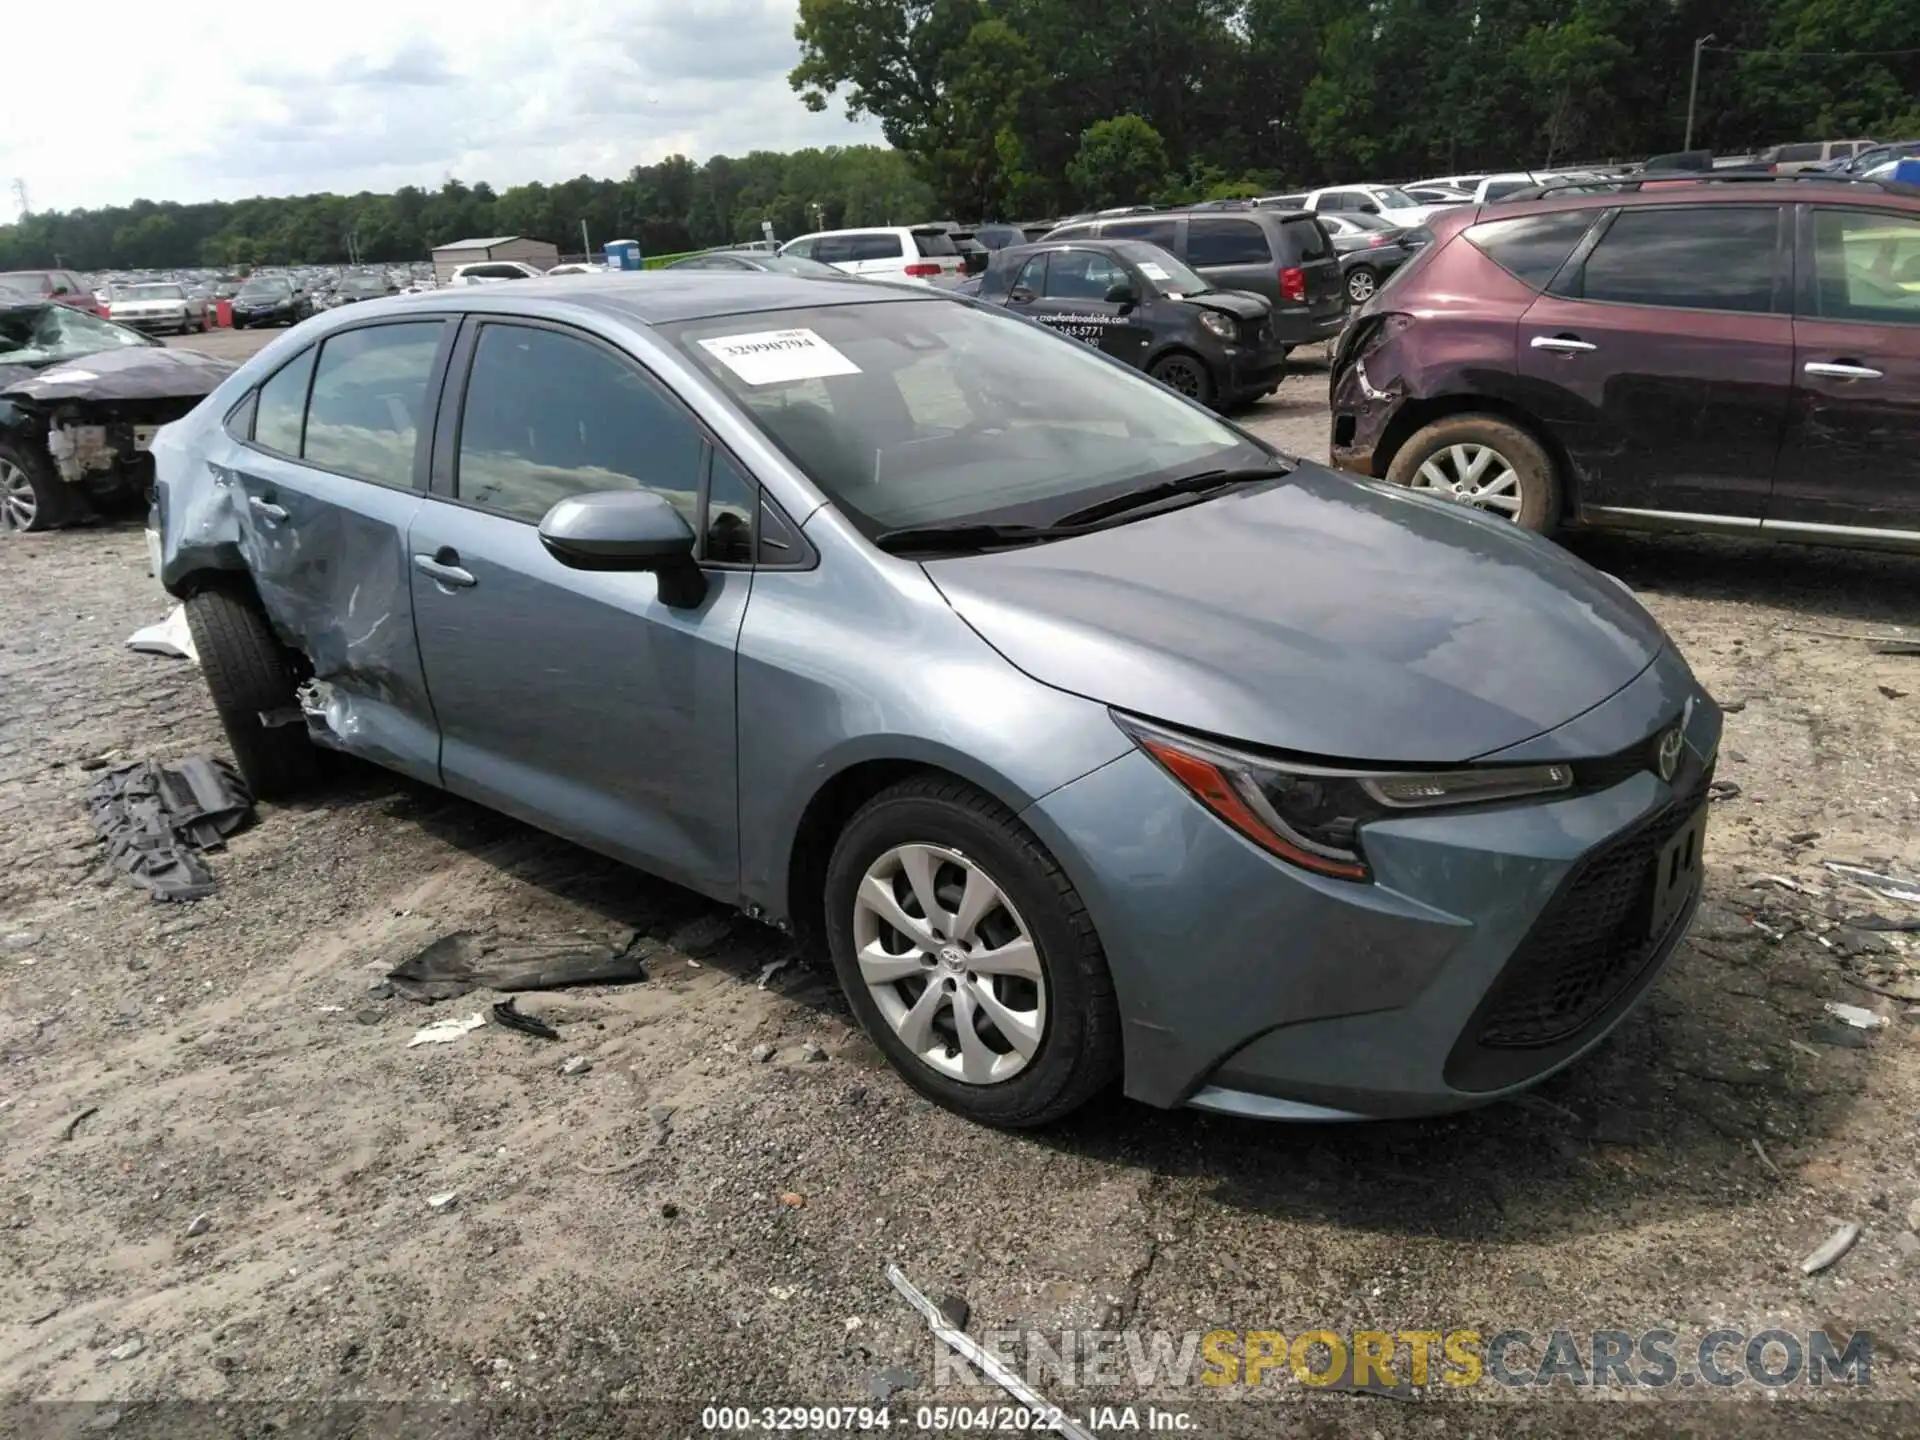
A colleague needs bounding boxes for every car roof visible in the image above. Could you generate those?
[374,272,939,326]
[1491,172,1920,212]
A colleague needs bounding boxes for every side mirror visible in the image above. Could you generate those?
[1008,286,1036,305]
[539,489,708,608]
[1104,282,1139,307]
[1358,202,1380,215]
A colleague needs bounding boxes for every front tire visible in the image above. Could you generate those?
[1386,413,1562,532]
[183,587,320,800]
[824,777,1121,1128]
[0,439,72,533]
[1147,351,1216,409]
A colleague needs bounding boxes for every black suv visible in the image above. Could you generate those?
[971,239,1287,407]
[1040,207,1345,355]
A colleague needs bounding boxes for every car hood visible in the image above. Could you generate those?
[1181,289,1268,320]
[921,465,1670,763]
[0,344,235,403]
[234,292,289,304]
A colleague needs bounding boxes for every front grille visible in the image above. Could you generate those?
[1471,771,1708,1051]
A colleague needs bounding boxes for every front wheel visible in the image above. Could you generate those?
[1147,351,1216,409]
[824,777,1121,1128]
[183,587,321,800]
[0,439,72,533]
[1346,266,1378,305]
[1386,414,1562,532]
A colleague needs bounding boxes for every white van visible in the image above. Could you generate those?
[779,227,968,287]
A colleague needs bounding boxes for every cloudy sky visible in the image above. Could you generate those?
[4,0,885,215]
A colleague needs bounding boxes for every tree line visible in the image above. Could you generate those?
[3,0,1916,271]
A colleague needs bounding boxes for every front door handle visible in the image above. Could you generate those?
[248,496,288,523]
[1804,360,1884,380]
[413,553,477,589]
[1530,335,1597,354]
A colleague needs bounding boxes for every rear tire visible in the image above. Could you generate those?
[1386,413,1561,533]
[1346,266,1378,305]
[183,587,320,800]
[1148,351,1216,409]
[824,776,1121,1128]
[0,439,72,533]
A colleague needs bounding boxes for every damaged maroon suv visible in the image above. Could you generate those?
[1329,174,1920,551]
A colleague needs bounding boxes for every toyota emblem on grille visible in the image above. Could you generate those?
[1656,726,1684,782]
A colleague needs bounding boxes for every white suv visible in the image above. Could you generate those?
[446,260,546,287]
[778,227,967,287]
[1301,186,1441,228]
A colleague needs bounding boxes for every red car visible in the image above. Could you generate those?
[1329,172,1920,551]
[0,269,107,318]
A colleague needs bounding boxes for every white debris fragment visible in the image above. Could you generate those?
[125,605,199,664]
[407,1013,484,1047]
[1824,1002,1889,1030]
[1800,1223,1861,1275]
[427,1191,459,1211]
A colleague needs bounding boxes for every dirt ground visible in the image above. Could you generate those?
[3,328,1919,1437]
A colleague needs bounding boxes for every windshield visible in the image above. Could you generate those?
[1368,188,1418,210]
[0,303,155,366]
[668,300,1265,538]
[341,275,386,293]
[117,284,184,301]
[1110,241,1211,295]
[239,277,291,297]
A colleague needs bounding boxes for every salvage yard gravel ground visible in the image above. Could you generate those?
[2,332,1920,1435]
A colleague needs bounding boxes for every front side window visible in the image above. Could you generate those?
[456,323,704,525]
[670,300,1264,540]
[253,347,316,455]
[1809,209,1920,324]
[302,322,445,487]
[1566,206,1779,312]
[705,450,756,563]
[1042,250,1128,300]
[1186,218,1272,267]
[1466,211,1599,290]
[784,238,818,259]
[1010,255,1048,295]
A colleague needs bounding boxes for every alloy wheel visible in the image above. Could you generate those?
[0,458,35,532]
[1155,358,1205,398]
[1347,269,1376,304]
[1410,443,1522,517]
[851,842,1046,1085]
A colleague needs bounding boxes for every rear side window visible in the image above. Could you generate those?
[1186,218,1272,267]
[1104,218,1179,248]
[252,347,316,455]
[1465,211,1598,290]
[1777,143,1823,162]
[456,322,703,525]
[1567,206,1779,312]
[1808,209,1920,325]
[852,233,905,261]
[1282,217,1333,261]
[1045,224,1095,243]
[912,231,957,257]
[302,321,445,487]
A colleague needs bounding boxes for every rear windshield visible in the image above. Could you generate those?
[1281,216,1332,261]
[912,231,958,257]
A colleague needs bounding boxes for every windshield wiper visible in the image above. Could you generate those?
[872,521,1093,555]
[1048,462,1287,529]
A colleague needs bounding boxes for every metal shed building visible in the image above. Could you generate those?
[429,235,560,283]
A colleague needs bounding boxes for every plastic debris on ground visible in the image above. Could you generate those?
[125,605,198,664]
[406,1013,485,1048]
[1824,1001,1889,1030]
[1824,861,1920,905]
[1800,1223,1861,1275]
[386,930,649,1002]
[490,997,559,1041]
[83,758,253,902]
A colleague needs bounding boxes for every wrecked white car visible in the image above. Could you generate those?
[0,299,234,532]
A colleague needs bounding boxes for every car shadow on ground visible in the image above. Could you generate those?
[1566,530,1920,630]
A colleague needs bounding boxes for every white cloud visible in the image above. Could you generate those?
[1,0,885,214]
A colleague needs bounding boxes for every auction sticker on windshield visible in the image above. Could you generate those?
[697,328,860,385]
[1138,261,1172,280]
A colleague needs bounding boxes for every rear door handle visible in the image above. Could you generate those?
[248,496,288,523]
[1530,335,1597,354]
[413,553,477,589]
[1804,360,1884,380]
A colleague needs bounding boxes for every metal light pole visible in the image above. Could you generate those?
[580,218,591,261]
[1684,33,1716,151]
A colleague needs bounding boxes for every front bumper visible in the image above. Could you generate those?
[114,313,189,330]
[1220,343,1292,398]
[231,306,292,326]
[1021,660,1721,1119]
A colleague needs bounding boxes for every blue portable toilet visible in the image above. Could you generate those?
[1894,158,1920,188]
[604,239,642,271]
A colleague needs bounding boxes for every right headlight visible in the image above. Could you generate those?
[1116,713,1572,882]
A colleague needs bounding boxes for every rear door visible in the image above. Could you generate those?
[224,319,451,783]
[847,232,906,279]
[1768,205,1920,536]
[406,317,750,895]
[1515,203,1794,520]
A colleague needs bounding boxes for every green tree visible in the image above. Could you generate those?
[1066,115,1171,208]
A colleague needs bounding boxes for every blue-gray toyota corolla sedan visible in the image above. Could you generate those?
[149,273,1720,1128]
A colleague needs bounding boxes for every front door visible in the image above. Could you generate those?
[1516,203,1794,521]
[1011,249,1152,364]
[406,318,749,897]
[1768,205,1920,537]
[224,319,450,784]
